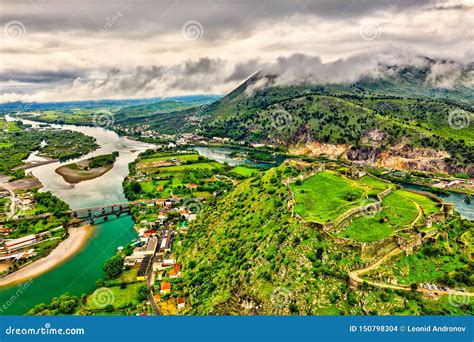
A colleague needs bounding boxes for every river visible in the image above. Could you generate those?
[396,181,474,220]
[0,115,154,314]
[191,146,282,168]
[0,117,471,314]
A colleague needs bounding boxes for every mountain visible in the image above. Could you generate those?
[176,162,473,315]
[197,61,473,176]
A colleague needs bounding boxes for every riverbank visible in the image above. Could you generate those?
[55,163,114,184]
[0,225,93,287]
[55,152,118,184]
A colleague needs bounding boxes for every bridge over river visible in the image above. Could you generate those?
[0,198,163,224]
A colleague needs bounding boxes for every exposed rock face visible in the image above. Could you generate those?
[346,146,381,163]
[289,142,350,159]
[293,136,470,176]
[360,129,387,145]
[466,164,474,178]
[375,141,452,174]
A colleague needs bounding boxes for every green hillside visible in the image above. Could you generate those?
[175,162,473,315]
[198,72,473,176]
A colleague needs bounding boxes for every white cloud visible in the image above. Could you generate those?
[0,0,472,102]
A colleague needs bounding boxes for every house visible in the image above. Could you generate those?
[0,227,11,236]
[124,255,140,266]
[162,258,176,267]
[156,199,166,207]
[4,234,38,252]
[169,263,182,278]
[136,256,152,281]
[185,183,198,190]
[180,209,191,219]
[143,229,157,238]
[160,282,171,294]
[159,231,173,252]
[177,297,186,310]
[133,236,158,258]
[158,212,168,221]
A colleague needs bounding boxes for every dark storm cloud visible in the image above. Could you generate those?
[0,70,84,84]
[45,58,251,96]
[225,59,262,82]
[183,58,224,75]
[1,0,472,102]
[1,0,444,41]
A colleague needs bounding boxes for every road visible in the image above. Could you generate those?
[146,267,161,314]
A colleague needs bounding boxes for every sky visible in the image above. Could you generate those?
[0,0,473,103]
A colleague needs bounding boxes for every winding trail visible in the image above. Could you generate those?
[348,247,474,297]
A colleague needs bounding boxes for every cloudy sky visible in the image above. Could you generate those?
[0,0,473,103]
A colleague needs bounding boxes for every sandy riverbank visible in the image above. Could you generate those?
[0,225,93,287]
[55,163,113,184]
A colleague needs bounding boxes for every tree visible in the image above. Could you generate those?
[103,255,124,279]
[104,304,114,312]
[137,285,148,302]
[131,181,142,194]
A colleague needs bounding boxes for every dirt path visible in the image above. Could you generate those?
[349,247,474,297]
[0,225,93,287]
[349,248,406,290]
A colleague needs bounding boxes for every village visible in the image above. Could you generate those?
[106,195,199,315]
[0,174,70,275]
